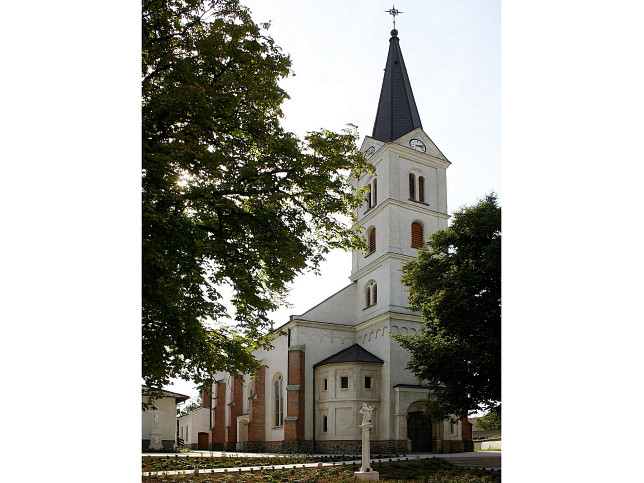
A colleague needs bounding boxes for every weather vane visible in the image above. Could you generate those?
[385,5,403,29]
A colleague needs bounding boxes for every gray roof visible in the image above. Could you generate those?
[372,29,423,142]
[313,344,384,368]
[142,385,190,402]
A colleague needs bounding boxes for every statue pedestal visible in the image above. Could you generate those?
[354,423,379,481]
[148,430,164,450]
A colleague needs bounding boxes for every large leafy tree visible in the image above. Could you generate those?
[394,194,501,421]
[142,0,371,400]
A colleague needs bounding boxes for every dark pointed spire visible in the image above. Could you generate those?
[372,29,423,143]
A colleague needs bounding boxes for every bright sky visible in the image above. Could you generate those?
[169,0,501,400]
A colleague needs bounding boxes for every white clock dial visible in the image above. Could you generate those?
[409,139,426,153]
[364,146,376,160]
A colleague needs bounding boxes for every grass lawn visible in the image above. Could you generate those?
[142,456,501,482]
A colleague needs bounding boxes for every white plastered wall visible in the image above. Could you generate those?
[142,396,177,442]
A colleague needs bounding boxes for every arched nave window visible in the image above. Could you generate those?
[273,375,284,427]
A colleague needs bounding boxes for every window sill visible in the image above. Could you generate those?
[364,251,375,258]
[409,199,430,206]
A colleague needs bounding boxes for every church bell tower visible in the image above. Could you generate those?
[350,28,451,325]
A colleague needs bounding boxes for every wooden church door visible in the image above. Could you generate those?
[407,411,432,452]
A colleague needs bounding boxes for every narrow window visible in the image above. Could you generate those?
[323,378,327,391]
[409,173,416,200]
[365,286,371,308]
[372,179,377,205]
[366,184,372,209]
[322,415,328,432]
[340,376,348,389]
[418,176,425,203]
[372,284,377,304]
[365,376,372,389]
[368,228,376,254]
[274,376,284,426]
[411,222,423,248]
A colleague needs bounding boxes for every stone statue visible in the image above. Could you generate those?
[360,403,373,425]
[153,412,160,429]
[355,403,378,480]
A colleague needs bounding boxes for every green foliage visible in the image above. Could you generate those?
[477,405,501,430]
[394,194,501,421]
[142,0,372,400]
[177,395,203,416]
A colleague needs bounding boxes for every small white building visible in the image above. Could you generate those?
[178,407,211,450]
[142,386,189,451]
[203,28,474,455]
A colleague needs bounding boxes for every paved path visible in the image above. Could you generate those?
[142,451,501,477]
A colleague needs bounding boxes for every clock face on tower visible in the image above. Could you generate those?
[409,139,426,153]
[364,146,376,160]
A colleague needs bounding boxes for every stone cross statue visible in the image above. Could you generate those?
[360,403,373,425]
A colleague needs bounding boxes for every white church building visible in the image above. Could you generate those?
[206,28,473,454]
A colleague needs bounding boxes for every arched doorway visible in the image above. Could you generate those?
[407,403,432,452]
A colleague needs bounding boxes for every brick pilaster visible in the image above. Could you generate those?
[211,380,226,445]
[284,345,305,442]
[247,366,266,443]
[225,378,244,445]
[201,386,211,408]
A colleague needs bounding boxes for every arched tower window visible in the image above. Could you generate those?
[411,222,423,248]
[274,375,284,427]
[366,184,372,209]
[365,281,378,308]
[368,227,376,254]
[418,176,425,203]
[409,173,416,201]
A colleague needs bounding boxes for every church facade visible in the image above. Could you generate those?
[206,29,473,454]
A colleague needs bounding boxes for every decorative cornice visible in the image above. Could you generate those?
[355,311,423,332]
[286,320,356,331]
[349,252,414,282]
[356,197,449,228]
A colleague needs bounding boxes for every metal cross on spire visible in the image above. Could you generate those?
[385,5,403,29]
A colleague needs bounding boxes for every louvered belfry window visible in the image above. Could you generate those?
[365,286,371,308]
[372,179,377,205]
[409,173,416,200]
[418,176,425,203]
[368,228,376,254]
[411,222,423,248]
[373,284,378,304]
